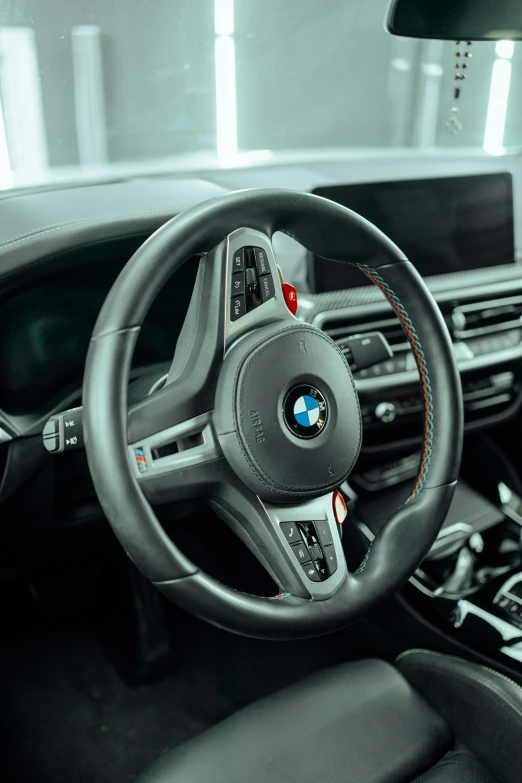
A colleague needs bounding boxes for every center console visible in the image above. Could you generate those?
[303,171,522,671]
[346,471,522,667]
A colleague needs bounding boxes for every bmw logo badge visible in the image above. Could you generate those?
[283,384,328,439]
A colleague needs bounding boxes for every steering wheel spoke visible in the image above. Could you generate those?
[211,482,347,600]
[127,228,293,447]
[128,411,226,504]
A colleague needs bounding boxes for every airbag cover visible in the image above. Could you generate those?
[214,324,362,502]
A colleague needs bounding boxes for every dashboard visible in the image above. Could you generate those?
[1,159,521,672]
[0,157,521,465]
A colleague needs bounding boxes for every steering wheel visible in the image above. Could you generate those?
[83,189,463,640]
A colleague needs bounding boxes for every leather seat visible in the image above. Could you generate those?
[137,649,522,783]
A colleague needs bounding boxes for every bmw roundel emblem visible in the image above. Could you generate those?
[283,384,328,439]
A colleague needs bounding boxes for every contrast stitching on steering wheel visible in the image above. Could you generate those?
[353,265,434,575]
[356,264,433,502]
[355,543,372,574]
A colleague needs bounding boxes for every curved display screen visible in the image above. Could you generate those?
[311,173,515,291]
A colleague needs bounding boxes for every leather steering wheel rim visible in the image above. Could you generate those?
[83,188,464,640]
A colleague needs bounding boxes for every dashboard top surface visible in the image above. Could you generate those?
[0,161,520,442]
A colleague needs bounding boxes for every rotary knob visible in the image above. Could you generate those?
[374,401,397,423]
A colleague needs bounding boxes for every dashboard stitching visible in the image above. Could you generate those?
[0,206,194,251]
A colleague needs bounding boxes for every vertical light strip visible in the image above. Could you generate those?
[215,36,237,159]
[495,40,514,59]
[214,0,234,36]
[0,97,12,189]
[484,40,515,156]
[214,0,237,160]
[0,27,48,179]
[71,26,109,166]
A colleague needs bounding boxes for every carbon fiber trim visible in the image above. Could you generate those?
[300,264,522,322]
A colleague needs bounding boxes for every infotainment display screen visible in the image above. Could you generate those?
[311,173,515,291]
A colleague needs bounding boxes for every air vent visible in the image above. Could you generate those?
[322,309,408,356]
[318,287,522,376]
[452,294,522,340]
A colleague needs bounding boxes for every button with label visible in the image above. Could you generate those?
[61,410,84,450]
[282,282,298,315]
[316,520,333,546]
[314,558,328,580]
[231,272,245,296]
[232,248,245,272]
[301,562,321,582]
[291,542,311,564]
[254,247,270,276]
[280,522,302,545]
[230,295,246,321]
[323,545,338,575]
[259,274,275,303]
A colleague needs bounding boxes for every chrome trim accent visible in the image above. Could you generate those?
[494,572,522,606]
[456,599,522,643]
[312,285,522,393]
[128,412,220,479]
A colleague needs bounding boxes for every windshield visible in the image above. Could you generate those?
[0,0,520,190]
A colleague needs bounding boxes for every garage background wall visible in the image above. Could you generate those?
[0,0,520,177]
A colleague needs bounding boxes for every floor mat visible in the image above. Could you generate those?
[0,613,357,783]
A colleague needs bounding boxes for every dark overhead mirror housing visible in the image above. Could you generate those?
[387,0,522,41]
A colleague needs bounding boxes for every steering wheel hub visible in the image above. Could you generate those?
[214,323,362,502]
